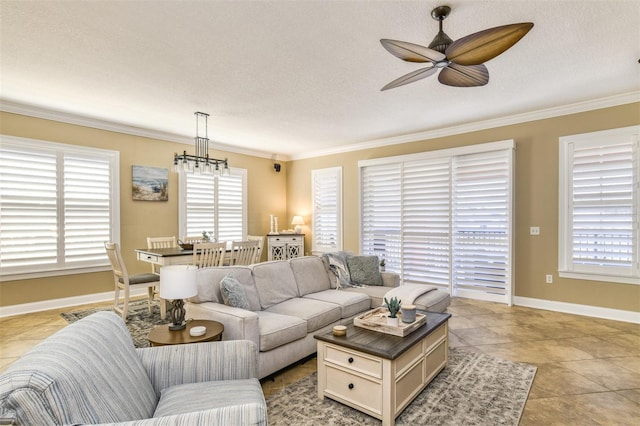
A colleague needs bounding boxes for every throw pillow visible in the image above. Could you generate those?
[347,255,383,286]
[220,273,250,310]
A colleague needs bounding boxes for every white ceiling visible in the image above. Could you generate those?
[1,0,639,160]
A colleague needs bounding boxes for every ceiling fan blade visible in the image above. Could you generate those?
[438,63,489,87]
[380,39,445,63]
[381,66,438,91]
[445,23,534,66]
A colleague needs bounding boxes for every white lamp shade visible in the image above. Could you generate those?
[291,216,305,226]
[159,265,198,300]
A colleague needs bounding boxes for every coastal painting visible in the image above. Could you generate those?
[132,166,168,201]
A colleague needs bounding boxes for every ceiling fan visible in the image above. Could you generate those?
[380,5,533,90]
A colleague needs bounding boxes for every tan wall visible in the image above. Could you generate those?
[0,112,286,306]
[286,103,640,312]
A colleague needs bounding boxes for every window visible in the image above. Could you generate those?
[311,167,342,253]
[0,136,120,280]
[559,126,639,285]
[179,168,247,242]
[360,140,514,304]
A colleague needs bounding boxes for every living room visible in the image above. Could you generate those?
[1,1,639,425]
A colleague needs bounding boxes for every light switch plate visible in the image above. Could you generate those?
[530,226,540,236]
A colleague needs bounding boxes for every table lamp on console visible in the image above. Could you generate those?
[160,265,198,331]
[291,215,305,234]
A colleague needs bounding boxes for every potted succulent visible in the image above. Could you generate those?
[384,296,401,326]
[379,258,386,272]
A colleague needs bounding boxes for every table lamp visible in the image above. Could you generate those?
[160,265,198,331]
[291,215,305,234]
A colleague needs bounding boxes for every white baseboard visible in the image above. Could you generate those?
[513,296,640,324]
[0,288,149,318]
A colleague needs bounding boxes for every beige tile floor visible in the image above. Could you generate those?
[1,297,638,424]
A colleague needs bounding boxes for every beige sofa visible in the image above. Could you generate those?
[185,256,450,379]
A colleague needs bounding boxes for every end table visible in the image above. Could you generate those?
[148,319,224,347]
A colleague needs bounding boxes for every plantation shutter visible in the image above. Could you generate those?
[568,139,638,276]
[217,172,245,242]
[452,150,513,302]
[361,163,402,272]
[0,137,118,278]
[402,157,451,289]
[0,148,58,269]
[63,154,112,264]
[184,173,215,237]
[312,167,342,253]
[182,169,246,242]
[360,140,514,304]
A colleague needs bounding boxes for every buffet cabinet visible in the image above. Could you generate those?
[267,234,304,261]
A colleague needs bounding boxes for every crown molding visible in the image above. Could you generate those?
[291,91,640,160]
[0,99,279,160]
[3,92,638,162]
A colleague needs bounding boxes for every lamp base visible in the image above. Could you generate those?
[168,322,186,331]
[168,299,187,332]
[294,225,301,234]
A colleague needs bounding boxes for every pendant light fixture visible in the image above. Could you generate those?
[172,112,229,176]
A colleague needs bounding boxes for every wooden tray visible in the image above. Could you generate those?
[353,307,426,337]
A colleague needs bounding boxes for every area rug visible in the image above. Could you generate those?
[61,301,168,348]
[267,348,536,426]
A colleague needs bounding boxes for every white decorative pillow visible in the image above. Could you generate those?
[220,273,250,310]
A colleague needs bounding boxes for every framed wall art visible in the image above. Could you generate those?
[132,165,168,201]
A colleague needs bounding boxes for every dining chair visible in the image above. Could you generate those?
[247,235,265,263]
[181,235,204,245]
[193,242,227,268]
[104,242,159,320]
[146,236,178,274]
[231,240,260,265]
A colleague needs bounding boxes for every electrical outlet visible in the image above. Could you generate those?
[530,226,540,236]
[546,274,553,284]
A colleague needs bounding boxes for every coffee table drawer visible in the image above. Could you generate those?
[325,344,382,378]
[424,322,447,352]
[325,365,382,414]
[425,340,447,383]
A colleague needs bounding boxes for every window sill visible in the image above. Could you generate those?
[0,266,111,282]
[558,271,640,285]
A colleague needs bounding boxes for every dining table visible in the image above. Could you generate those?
[135,247,195,267]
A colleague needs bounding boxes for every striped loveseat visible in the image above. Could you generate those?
[0,311,267,425]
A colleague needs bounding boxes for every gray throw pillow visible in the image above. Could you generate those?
[347,255,383,286]
[220,273,250,310]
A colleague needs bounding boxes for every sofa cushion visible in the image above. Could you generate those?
[153,379,266,420]
[265,298,341,333]
[220,273,250,310]
[256,311,307,351]
[303,290,371,319]
[0,312,157,425]
[252,261,299,309]
[347,255,383,286]
[189,267,260,311]
[343,285,392,309]
[290,256,332,296]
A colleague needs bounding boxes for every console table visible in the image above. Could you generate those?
[267,234,304,261]
[315,311,451,426]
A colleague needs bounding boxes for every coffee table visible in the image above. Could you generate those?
[148,319,224,347]
[315,311,451,426]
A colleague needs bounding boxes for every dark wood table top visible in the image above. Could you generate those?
[315,310,451,360]
[136,247,194,257]
[147,319,224,346]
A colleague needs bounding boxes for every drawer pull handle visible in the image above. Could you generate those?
[146,256,152,260]
[348,383,354,390]
[348,357,354,363]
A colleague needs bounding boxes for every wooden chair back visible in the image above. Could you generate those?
[193,242,227,268]
[247,235,265,263]
[147,236,177,249]
[231,240,260,265]
[146,236,177,273]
